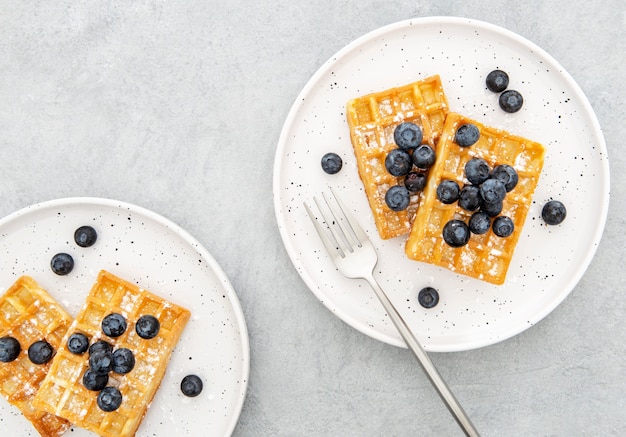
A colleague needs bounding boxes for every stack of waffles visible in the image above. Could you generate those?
[0,270,190,436]
[346,76,545,284]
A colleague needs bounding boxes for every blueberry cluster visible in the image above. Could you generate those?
[0,336,55,365]
[383,122,434,211]
[486,69,523,113]
[438,124,519,248]
[67,312,160,412]
[50,225,98,276]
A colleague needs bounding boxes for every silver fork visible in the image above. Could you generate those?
[304,188,480,437]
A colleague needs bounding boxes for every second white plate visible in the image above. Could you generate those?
[273,17,609,351]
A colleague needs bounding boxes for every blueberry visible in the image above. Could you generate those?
[492,216,515,237]
[486,69,509,93]
[468,211,491,235]
[542,200,567,225]
[135,314,160,339]
[412,145,436,169]
[67,332,89,355]
[112,348,135,374]
[28,340,54,365]
[454,124,480,147]
[50,253,74,276]
[404,172,427,193]
[491,164,518,192]
[101,313,127,338]
[82,368,109,391]
[442,220,470,247]
[393,122,423,150]
[89,349,113,375]
[464,158,490,185]
[385,149,413,176]
[417,287,439,309]
[459,185,482,211]
[480,179,506,204]
[436,180,460,204]
[89,340,113,356]
[481,200,503,217]
[321,152,342,175]
[181,374,203,397]
[0,336,21,363]
[385,186,410,211]
[97,387,123,412]
[74,225,98,248]
[499,90,524,113]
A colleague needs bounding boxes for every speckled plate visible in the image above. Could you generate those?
[0,198,249,436]
[273,17,609,351]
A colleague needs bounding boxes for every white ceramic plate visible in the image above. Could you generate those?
[0,198,249,436]
[273,17,610,352]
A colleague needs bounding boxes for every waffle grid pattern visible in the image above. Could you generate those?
[346,75,449,239]
[0,276,72,437]
[405,113,545,284]
[33,270,190,437]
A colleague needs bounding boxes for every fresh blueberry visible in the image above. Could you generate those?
[181,374,203,397]
[486,69,509,93]
[393,122,423,150]
[74,225,98,248]
[0,336,21,362]
[417,287,439,309]
[112,348,135,374]
[499,90,524,113]
[135,315,160,339]
[67,332,89,355]
[480,179,507,204]
[28,340,54,365]
[404,172,427,193]
[412,145,436,169]
[385,149,413,176]
[82,369,109,391]
[97,387,123,412]
[541,200,567,225]
[436,180,460,204]
[454,124,480,147]
[89,349,113,375]
[464,158,490,185]
[492,216,515,237]
[459,185,482,211]
[321,152,342,175]
[468,211,491,235]
[89,340,113,356]
[385,186,410,211]
[50,253,74,276]
[101,313,127,338]
[491,164,518,192]
[481,200,503,217]
[442,220,470,247]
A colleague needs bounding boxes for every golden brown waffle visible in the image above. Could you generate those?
[33,270,190,437]
[405,112,545,285]
[346,75,449,239]
[0,276,72,437]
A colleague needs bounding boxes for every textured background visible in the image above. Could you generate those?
[1,1,624,436]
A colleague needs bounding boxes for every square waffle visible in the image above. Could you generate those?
[405,112,545,284]
[0,276,72,437]
[346,75,449,239]
[33,270,190,437]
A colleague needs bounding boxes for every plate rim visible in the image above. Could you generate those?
[272,16,610,351]
[0,196,251,436]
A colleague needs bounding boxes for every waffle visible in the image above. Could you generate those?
[33,270,190,437]
[405,113,545,284]
[346,75,449,239]
[0,276,72,437]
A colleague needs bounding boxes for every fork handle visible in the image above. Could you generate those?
[363,274,480,437]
